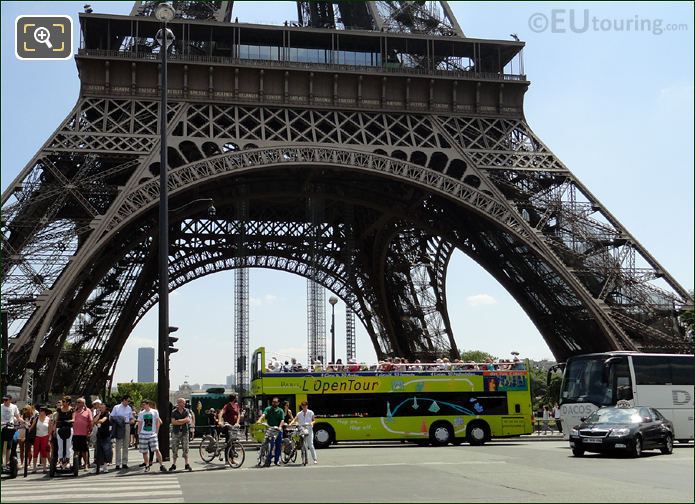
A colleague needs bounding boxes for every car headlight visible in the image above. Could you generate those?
[609,428,630,437]
[569,428,579,436]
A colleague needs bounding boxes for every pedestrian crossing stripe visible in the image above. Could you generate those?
[1,475,183,502]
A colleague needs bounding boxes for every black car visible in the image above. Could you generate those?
[569,405,674,457]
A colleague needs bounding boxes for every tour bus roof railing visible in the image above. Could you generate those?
[261,360,527,374]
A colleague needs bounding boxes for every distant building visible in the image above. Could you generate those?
[226,374,235,388]
[137,347,155,382]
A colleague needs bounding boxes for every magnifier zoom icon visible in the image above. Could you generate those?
[34,27,53,49]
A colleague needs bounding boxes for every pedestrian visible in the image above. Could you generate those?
[31,407,50,473]
[94,402,112,472]
[206,408,218,439]
[291,400,317,464]
[170,398,192,472]
[553,403,562,434]
[1,395,22,467]
[187,405,196,442]
[541,405,551,435]
[256,397,285,466]
[72,397,93,469]
[89,399,102,454]
[138,399,166,472]
[17,405,34,467]
[55,396,74,469]
[110,395,134,470]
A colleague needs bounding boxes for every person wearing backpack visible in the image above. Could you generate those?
[169,398,192,472]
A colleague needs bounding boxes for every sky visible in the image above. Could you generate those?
[1,2,693,389]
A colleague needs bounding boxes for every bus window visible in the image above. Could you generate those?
[609,358,632,402]
[252,351,262,380]
[632,356,672,385]
[560,357,612,405]
[669,356,694,385]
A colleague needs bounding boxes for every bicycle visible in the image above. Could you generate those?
[295,423,312,466]
[281,426,298,464]
[256,424,281,467]
[198,424,245,469]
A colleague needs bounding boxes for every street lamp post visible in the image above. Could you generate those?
[155,1,175,462]
[329,296,338,364]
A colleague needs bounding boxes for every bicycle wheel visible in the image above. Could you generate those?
[281,439,293,464]
[199,435,217,463]
[301,440,308,466]
[257,440,269,467]
[226,441,245,469]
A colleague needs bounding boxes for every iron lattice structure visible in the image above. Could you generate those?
[233,191,249,394]
[234,267,249,393]
[1,2,691,400]
[307,279,327,366]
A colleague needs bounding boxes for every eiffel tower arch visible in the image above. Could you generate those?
[2,1,691,400]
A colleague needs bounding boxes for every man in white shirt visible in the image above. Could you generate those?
[291,400,317,464]
[110,395,134,469]
[138,399,166,472]
[1,395,21,467]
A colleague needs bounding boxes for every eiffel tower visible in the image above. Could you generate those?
[2,1,691,401]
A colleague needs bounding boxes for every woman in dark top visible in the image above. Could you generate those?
[94,403,111,472]
[55,396,74,468]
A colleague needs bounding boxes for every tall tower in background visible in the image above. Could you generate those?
[137,347,155,382]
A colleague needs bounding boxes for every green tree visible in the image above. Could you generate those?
[115,382,159,408]
[460,350,496,362]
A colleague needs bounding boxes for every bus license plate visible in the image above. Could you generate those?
[583,438,603,444]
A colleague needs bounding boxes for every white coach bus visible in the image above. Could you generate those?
[555,352,694,442]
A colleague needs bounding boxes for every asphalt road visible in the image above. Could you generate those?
[2,440,693,502]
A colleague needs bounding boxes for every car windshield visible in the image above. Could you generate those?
[586,408,642,424]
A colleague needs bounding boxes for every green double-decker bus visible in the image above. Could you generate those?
[250,347,533,448]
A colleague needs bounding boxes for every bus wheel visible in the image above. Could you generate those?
[466,421,490,446]
[429,421,454,446]
[313,424,334,449]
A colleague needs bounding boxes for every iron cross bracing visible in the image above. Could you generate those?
[1,1,691,400]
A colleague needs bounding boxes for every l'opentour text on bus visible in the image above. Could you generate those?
[250,347,533,448]
[555,352,694,442]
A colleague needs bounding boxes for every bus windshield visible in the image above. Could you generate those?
[560,356,615,406]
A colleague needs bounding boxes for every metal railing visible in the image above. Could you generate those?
[76,48,527,83]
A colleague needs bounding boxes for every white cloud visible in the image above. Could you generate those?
[465,294,498,307]
[250,293,279,307]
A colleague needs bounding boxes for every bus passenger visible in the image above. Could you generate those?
[313,360,324,372]
[256,397,285,466]
[347,359,360,372]
[292,401,318,464]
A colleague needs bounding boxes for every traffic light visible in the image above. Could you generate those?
[168,326,179,354]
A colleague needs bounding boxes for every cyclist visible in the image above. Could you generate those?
[256,397,285,466]
[217,394,240,442]
[291,400,317,464]
[169,398,192,472]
